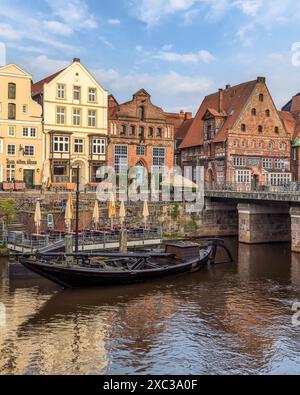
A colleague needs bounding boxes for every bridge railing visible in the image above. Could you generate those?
[206,182,300,195]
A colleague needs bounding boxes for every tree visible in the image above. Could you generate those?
[0,199,17,225]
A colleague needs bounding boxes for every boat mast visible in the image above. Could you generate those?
[75,165,80,253]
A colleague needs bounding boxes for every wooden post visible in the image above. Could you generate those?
[119,228,128,253]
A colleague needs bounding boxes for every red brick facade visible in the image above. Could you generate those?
[180,77,292,189]
[107,89,176,174]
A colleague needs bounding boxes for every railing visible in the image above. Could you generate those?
[206,182,300,195]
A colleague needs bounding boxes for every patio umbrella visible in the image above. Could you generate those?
[161,174,199,189]
[93,200,100,230]
[34,200,42,235]
[108,194,116,230]
[119,200,126,227]
[142,199,149,230]
[65,193,73,233]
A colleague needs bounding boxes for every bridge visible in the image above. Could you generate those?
[204,186,300,253]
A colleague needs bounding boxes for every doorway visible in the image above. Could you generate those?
[23,170,34,189]
[252,174,259,191]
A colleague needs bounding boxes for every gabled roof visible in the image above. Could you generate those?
[180,79,257,149]
[282,93,300,114]
[278,111,296,137]
[32,69,65,96]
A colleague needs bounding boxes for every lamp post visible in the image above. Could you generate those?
[74,165,80,253]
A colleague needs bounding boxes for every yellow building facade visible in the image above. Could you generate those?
[0,64,43,189]
[32,58,108,188]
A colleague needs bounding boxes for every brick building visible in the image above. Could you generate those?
[180,77,292,189]
[281,94,300,181]
[107,89,175,178]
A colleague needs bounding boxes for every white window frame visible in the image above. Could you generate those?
[7,144,16,156]
[72,108,81,126]
[88,87,97,102]
[92,139,106,155]
[6,164,15,182]
[74,138,84,154]
[136,145,146,156]
[266,173,292,186]
[22,127,36,138]
[152,147,166,174]
[88,110,97,127]
[57,84,65,100]
[73,86,81,101]
[233,157,246,167]
[262,158,273,169]
[8,126,16,137]
[53,136,69,153]
[24,145,35,156]
[235,170,251,184]
[56,107,66,125]
[114,145,128,174]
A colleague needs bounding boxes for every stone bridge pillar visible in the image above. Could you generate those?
[290,206,300,253]
[238,203,291,244]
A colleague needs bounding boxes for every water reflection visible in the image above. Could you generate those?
[0,239,300,375]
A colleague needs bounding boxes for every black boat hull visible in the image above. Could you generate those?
[19,251,211,289]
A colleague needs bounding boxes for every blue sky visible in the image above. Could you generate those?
[1,0,300,113]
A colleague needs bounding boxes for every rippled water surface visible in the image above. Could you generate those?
[1,239,300,375]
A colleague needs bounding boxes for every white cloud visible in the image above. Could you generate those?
[45,0,98,30]
[0,23,21,40]
[155,49,214,63]
[98,36,115,49]
[108,19,121,25]
[29,55,70,77]
[43,21,73,37]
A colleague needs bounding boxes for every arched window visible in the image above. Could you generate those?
[258,125,263,133]
[266,109,270,117]
[242,140,247,149]
[279,142,286,151]
[138,106,145,121]
[259,94,264,102]
[251,108,257,116]
[8,103,16,120]
[241,123,246,132]
[8,83,16,100]
[259,141,264,149]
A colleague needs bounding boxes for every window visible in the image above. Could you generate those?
[262,158,273,169]
[88,110,97,127]
[269,142,273,150]
[233,157,246,167]
[57,84,65,99]
[6,164,15,182]
[8,103,16,120]
[72,108,81,126]
[250,141,255,149]
[259,94,264,102]
[235,170,251,183]
[148,127,154,137]
[7,144,16,155]
[73,86,81,101]
[139,126,144,138]
[24,145,35,156]
[242,140,247,149]
[74,139,84,154]
[266,109,270,117]
[138,106,145,121]
[279,142,286,151]
[275,127,279,134]
[8,126,16,137]
[136,145,146,156]
[266,173,291,186]
[53,136,69,153]
[93,139,106,155]
[233,140,238,148]
[258,125,263,133]
[157,128,162,138]
[22,128,36,138]
[130,126,136,136]
[88,88,97,102]
[56,107,66,124]
[8,83,16,100]
[274,159,284,170]
[121,125,127,136]
[165,126,172,139]
[152,147,165,174]
[114,145,128,174]
[241,124,246,132]
[251,108,257,116]
[259,141,264,149]
[22,105,27,113]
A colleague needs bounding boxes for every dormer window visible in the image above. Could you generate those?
[139,106,145,121]
[241,123,246,132]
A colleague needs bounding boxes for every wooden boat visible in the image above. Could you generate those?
[18,241,228,289]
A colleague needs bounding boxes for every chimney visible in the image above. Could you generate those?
[73,58,81,63]
[185,112,192,120]
[218,89,224,113]
[225,84,231,90]
[180,110,185,120]
[257,76,266,83]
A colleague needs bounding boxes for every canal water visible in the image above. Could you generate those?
[0,238,300,375]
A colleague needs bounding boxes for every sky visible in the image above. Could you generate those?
[1,0,300,114]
